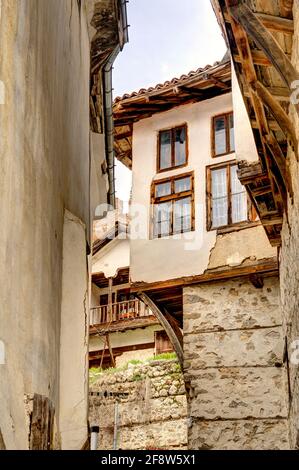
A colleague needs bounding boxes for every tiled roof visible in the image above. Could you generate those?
[114,61,223,103]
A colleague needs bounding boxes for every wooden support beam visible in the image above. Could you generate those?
[255,13,294,34]
[137,292,184,370]
[251,185,273,197]
[106,333,116,368]
[114,130,132,140]
[265,132,294,199]
[225,10,294,33]
[228,2,299,91]
[131,259,279,293]
[252,80,298,158]
[180,86,203,97]
[279,0,294,19]
[244,85,290,102]
[260,214,283,226]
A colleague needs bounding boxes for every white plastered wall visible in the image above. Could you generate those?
[130,92,275,284]
[59,210,89,450]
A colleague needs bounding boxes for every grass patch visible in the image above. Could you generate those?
[146,352,177,362]
[89,353,178,382]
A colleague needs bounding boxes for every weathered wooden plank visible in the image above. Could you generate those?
[252,80,298,157]
[131,259,279,292]
[228,2,299,90]
[255,13,294,34]
[29,394,54,450]
[137,292,184,370]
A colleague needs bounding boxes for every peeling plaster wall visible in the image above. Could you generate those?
[208,225,276,270]
[130,93,276,284]
[280,0,299,449]
[184,276,289,449]
[0,0,107,449]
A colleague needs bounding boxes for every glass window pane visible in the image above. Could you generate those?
[214,116,227,155]
[160,130,172,169]
[211,167,228,227]
[155,182,171,198]
[154,201,172,238]
[229,113,235,152]
[174,127,186,166]
[173,197,192,233]
[230,165,247,223]
[175,176,191,193]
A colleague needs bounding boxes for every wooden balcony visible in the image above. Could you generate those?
[90,299,157,333]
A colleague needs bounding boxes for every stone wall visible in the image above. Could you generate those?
[183,276,290,449]
[280,0,299,449]
[89,360,188,450]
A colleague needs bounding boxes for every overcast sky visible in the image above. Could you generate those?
[113,0,226,204]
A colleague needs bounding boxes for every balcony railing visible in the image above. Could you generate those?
[90,299,151,326]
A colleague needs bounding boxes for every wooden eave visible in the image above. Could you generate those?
[113,60,232,169]
[212,0,297,247]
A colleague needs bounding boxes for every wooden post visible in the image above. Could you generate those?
[106,333,116,368]
[108,277,113,322]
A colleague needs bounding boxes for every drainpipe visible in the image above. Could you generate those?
[103,0,129,208]
[90,425,100,450]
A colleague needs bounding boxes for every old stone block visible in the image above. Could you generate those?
[189,419,289,450]
[184,327,284,368]
[184,278,281,333]
[188,367,288,420]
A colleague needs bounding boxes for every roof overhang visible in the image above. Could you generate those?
[113,59,232,169]
[212,0,298,247]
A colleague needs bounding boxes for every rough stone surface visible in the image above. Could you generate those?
[279,1,299,449]
[184,277,290,449]
[189,419,289,450]
[89,360,188,450]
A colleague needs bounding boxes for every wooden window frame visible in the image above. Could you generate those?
[157,123,188,173]
[206,161,254,232]
[211,111,235,158]
[151,171,195,239]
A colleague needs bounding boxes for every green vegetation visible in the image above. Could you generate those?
[146,352,177,362]
[89,353,178,382]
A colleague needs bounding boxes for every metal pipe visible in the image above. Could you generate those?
[90,425,100,451]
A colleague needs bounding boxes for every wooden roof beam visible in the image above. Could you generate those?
[251,80,298,159]
[228,3,299,94]
[244,85,290,102]
[255,13,294,34]
[225,10,294,34]
[279,0,294,19]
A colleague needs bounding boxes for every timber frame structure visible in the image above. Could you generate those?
[212,0,298,247]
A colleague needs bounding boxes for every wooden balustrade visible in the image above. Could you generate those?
[90,299,151,326]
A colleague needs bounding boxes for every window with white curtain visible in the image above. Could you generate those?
[207,163,248,229]
[152,173,194,238]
